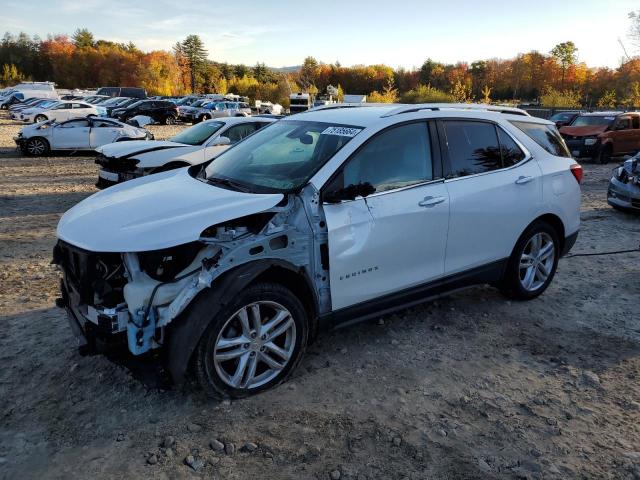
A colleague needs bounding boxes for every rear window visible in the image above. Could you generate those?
[511,121,571,158]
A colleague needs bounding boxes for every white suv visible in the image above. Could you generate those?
[54,103,581,399]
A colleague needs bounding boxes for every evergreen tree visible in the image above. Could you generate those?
[177,34,208,92]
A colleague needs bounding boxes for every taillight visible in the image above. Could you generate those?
[570,163,583,184]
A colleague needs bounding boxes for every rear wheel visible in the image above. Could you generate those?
[598,144,612,164]
[194,282,308,399]
[25,137,50,156]
[500,221,559,300]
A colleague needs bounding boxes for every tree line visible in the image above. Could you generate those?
[2,26,640,108]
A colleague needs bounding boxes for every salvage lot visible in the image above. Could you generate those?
[0,115,639,479]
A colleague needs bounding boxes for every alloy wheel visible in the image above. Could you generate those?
[213,301,296,390]
[519,232,555,292]
[27,139,46,155]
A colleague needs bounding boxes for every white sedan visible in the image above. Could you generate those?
[17,101,105,124]
[15,117,150,156]
[95,116,276,188]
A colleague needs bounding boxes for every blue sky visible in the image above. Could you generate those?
[2,0,637,68]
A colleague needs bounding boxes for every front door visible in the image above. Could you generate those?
[52,119,91,149]
[90,119,121,148]
[323,121,449,310]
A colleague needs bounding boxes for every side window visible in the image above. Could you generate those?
[511,121,571,158]
[60,119,90,128]
[633,116,640,129]
[442,120,502,177]
[72,103,87,109]
[615,117,632,130]
[497,127,526,167]
[93,120,119,128]
[224,123,258,144]
[338,122,432,193]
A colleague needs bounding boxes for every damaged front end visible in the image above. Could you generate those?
[608,157,640,212]
[95,153,142,189]
[53,185,331,379]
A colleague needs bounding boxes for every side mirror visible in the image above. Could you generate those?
[323,182,376,203]
[211,136,231,146]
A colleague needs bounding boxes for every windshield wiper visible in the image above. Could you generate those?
[206,176,250,192]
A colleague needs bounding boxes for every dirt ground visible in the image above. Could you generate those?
[0,114,639,480]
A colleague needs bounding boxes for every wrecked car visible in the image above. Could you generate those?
[95,116,275,188]
[54,103,581,399]
[608,155,640,212]
[15,117,150,156]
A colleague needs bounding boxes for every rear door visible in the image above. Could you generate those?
[439,119,541,275]
[70,103,91,120]
[90,119,122,147]
[51,119,91,149]
[611,115,638,154]
[323,121,449,310]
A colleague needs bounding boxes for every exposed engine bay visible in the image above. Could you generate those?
[53,185,331,359]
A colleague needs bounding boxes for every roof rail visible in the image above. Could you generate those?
[380,103,530,117]
[307,102,394,112]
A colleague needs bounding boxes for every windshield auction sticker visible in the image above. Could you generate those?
[321,126,362,137]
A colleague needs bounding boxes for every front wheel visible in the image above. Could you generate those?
[194,282,309,399]
[500,221,559,300]
[164,115,176,125]
[34,114,47,123]
[25,137,50,156]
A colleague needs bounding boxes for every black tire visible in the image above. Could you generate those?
[24,137,50,156]
[598,144,612,164]
[34,114,47,123]
[164,115,176,125]
[194,282,309,400]
[500,220,560,301]
[200,114,211,122]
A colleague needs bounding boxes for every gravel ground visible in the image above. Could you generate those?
[0,114,639,480]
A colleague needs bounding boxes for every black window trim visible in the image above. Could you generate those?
[321,119,444,204]
[437,118,532,183]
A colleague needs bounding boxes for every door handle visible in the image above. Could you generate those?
[418,196,446,207]
[515,175,533,185]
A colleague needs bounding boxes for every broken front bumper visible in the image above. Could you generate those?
[57,278,129,356]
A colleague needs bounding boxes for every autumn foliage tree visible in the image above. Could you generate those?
[3,29,640,108]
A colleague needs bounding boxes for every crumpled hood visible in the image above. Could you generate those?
[96,140,189,158]
[57,168,284,252]
[560,125,608,137]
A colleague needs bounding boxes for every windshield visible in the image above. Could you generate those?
[204,120,362,193]
[550,112,576,122]
[126,100,145,109]
[170,121,224,145]
[190,99,207,108]
[101,97,123,106]
[571,115,615,127]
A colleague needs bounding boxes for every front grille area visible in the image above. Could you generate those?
[53,240,126,307]
[95,154,140,173]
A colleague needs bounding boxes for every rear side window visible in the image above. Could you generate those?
[442,120,502,177]
[511,121,571,158]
